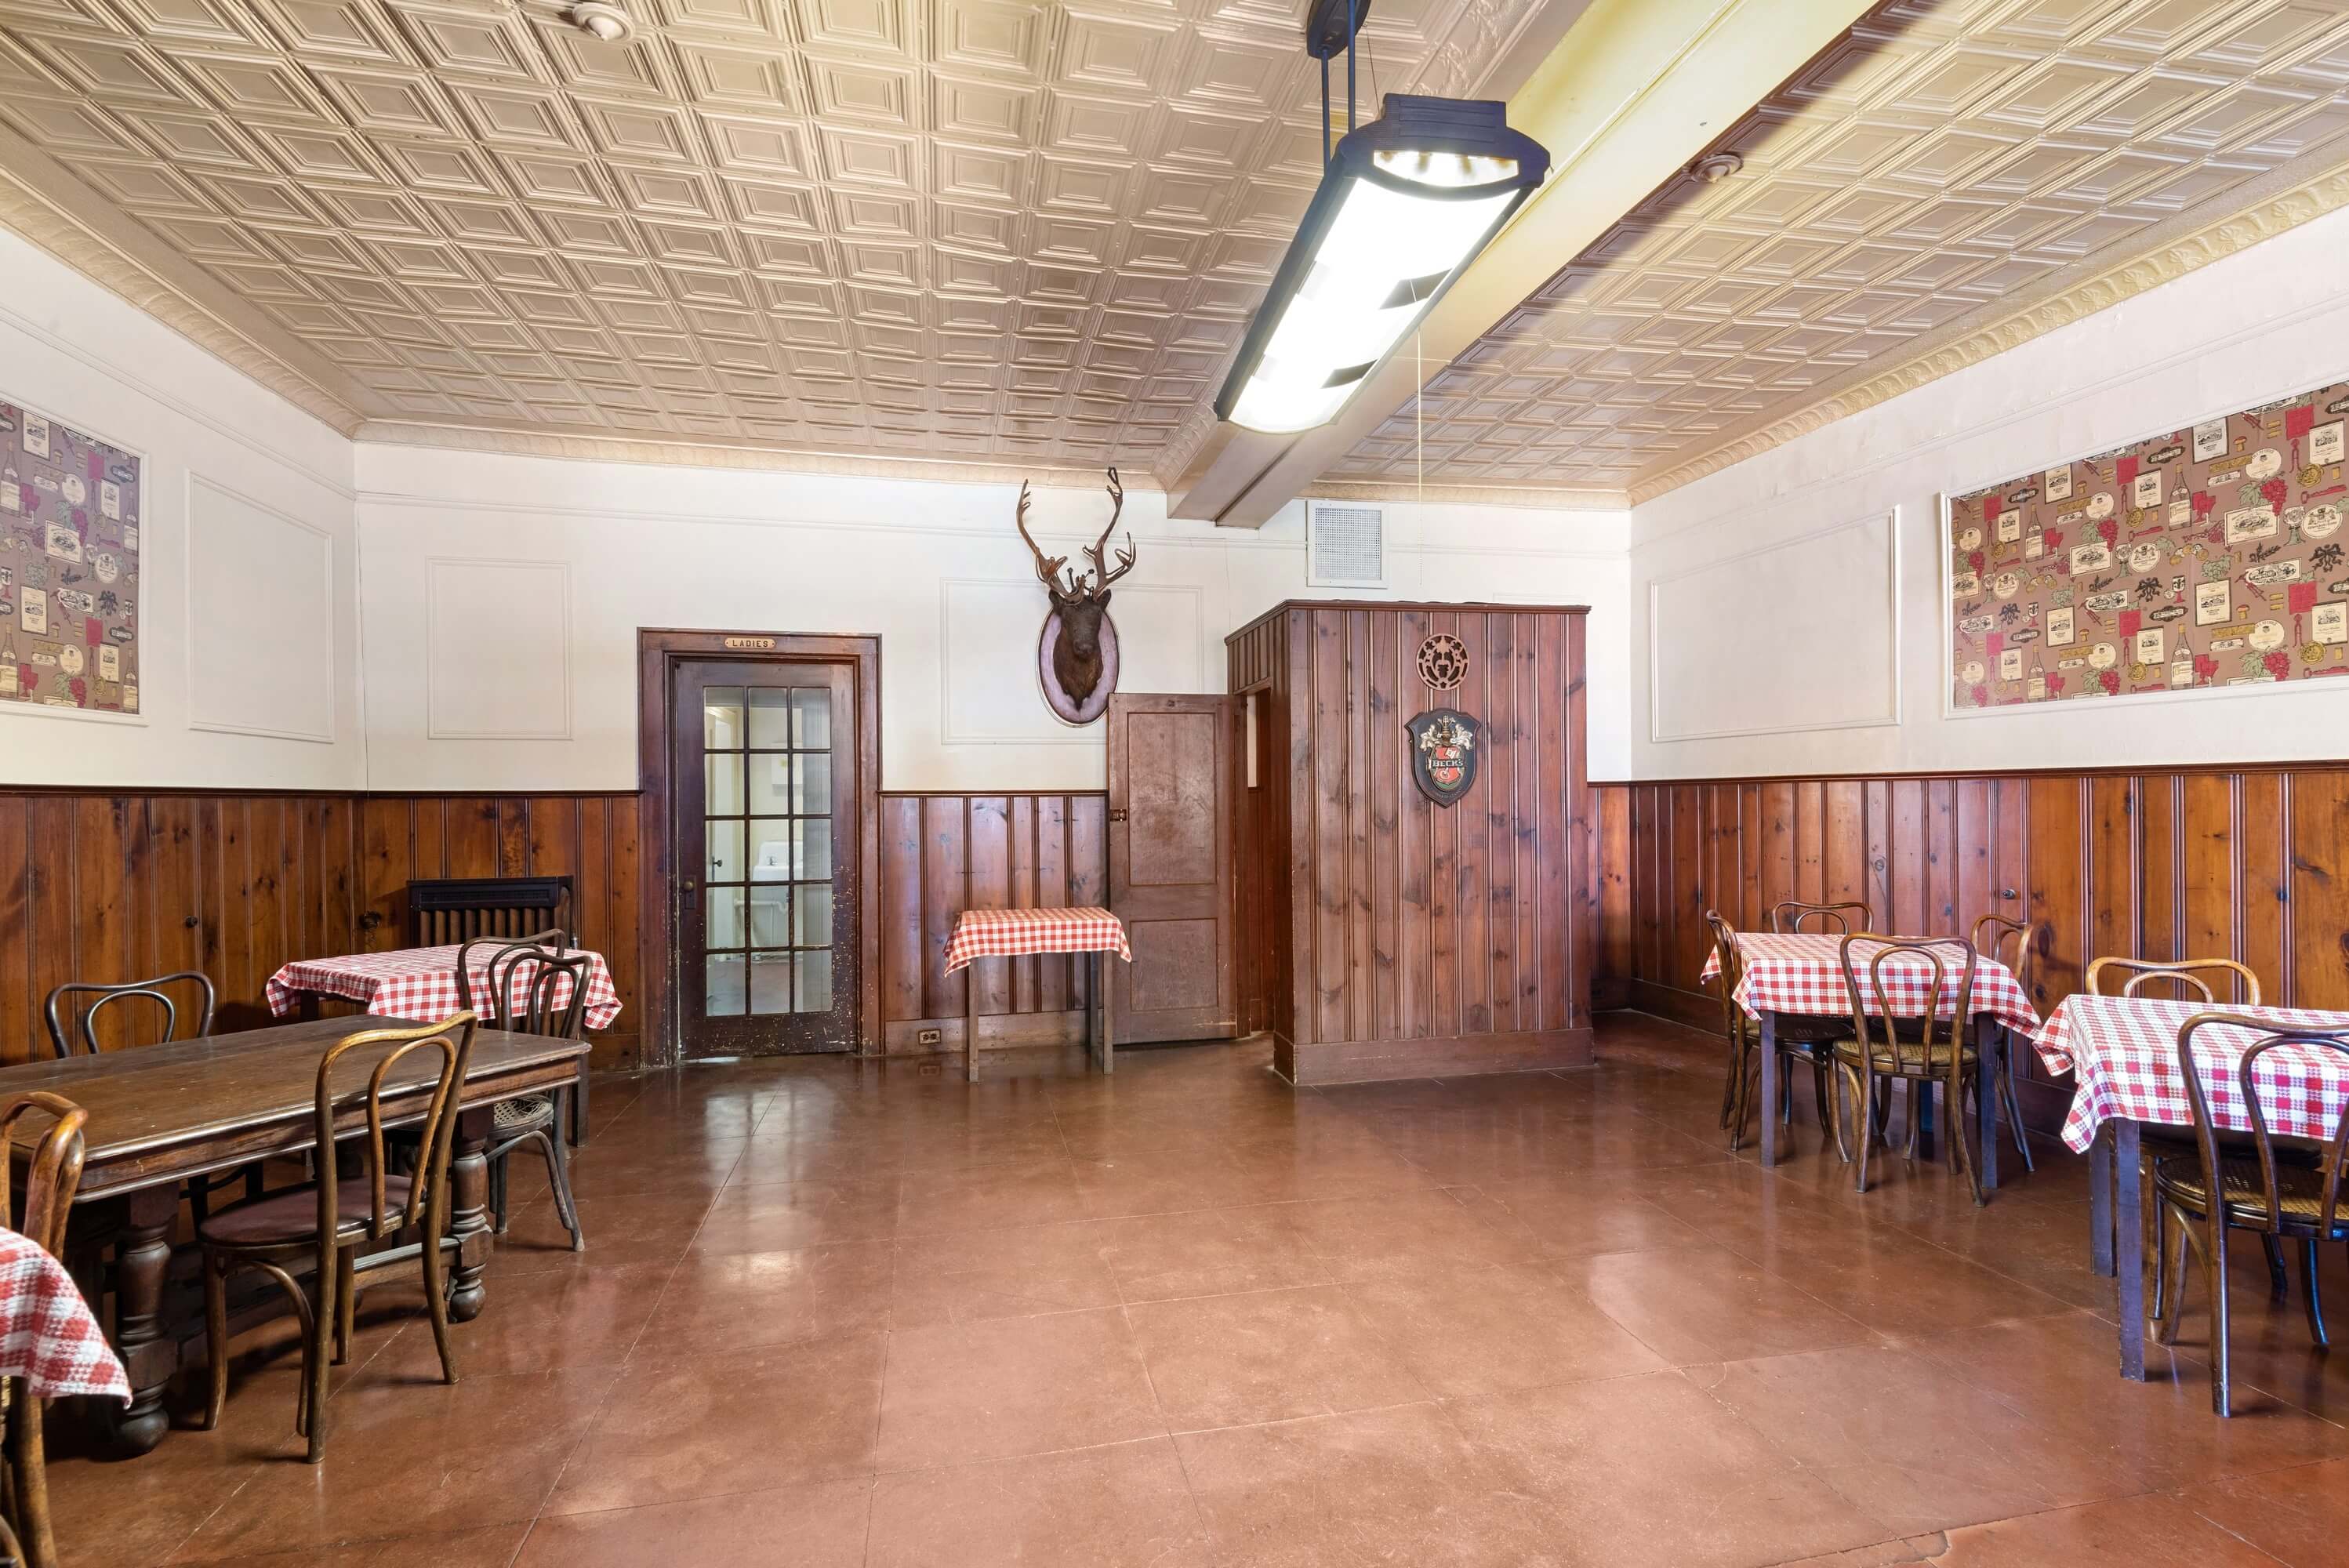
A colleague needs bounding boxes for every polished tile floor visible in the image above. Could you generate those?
[51,1013,2349,1567]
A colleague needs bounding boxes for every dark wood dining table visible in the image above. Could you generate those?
[0,1014,586,1455]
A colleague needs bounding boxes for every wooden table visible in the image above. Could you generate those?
[2033,993,2349,1381]
[1703,933,2040,1186]
[0,1014,586,1454]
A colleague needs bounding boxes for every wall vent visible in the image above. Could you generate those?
[1306,502,1385,588]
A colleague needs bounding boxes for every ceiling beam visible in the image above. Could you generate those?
[1167,0,1881,528]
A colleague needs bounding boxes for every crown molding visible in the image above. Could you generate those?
[354,418,1135,489]
[1628,155,2349,506]
[0,133,365,437]
[1301,477,1628,512]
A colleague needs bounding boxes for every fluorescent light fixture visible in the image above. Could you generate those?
[1215,95,1549,435]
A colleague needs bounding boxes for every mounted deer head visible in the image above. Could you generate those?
[1016,468,1135,722]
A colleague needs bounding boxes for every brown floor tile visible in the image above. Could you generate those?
[1721,1218,2074,1337]
[1570,1244,1880,1365]
[1278,1187,1545,1281]
[876,1307,1166,1470]
[485,1188,713,1277]
[172,1369,619,1559]
[1342,1261,1668,1396]
[1447,1372,1895,1568]
[546,1333,884,1514]
[1688,1344,2099,1535]
[1475,1171,1716,1258]
[2178,1455,2349,1568]
[169,1525,533,1568]
[1172,1403,1571,1566]
[1124,1283,1427,1428]
[692,1175,903,1252]
[1092,1203,1333,1302]
[865,1436,1214,1568]
[1912,1311,2349,1496]
[354,1266,665,1381]
[1928,1492,2285,1566]
[645,1241,898,1345]
[895,1160,1090,1233]
[512,1478,871,1567]
[557,1138,746,1198]
[890,1220,1122,1324]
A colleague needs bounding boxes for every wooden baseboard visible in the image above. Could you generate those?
[1614,978,1717,1033]
[1273,1027,1596,1086]
[881,1010,1091,1055]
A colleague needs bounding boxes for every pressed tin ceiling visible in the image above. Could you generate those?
[1327,0,2349,501]
[4,0,2349,502]
[0,0,1553,479]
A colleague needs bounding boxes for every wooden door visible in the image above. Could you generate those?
[672,659,860,1054]
[1106,692,1240,1044]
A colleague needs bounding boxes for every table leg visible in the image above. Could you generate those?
[100,1185,180,1456]
[1757,1012,1781,1169]
[1098,953,1113,1076]
[2114,1117,2145,1380]
[569,1057,590,1148]
[1976,1014,2000,1195]
[2089,1124,2115,1276]
[447,1106,494,1323]
[965,958,980,1084]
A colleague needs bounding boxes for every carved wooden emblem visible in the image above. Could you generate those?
[1417,633,1469,691]
[1016,468,1136,726]
[1407,708,1480,807]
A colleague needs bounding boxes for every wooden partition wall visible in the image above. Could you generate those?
[0,786,1110,1070]
[1592,765,2349,1124]
[1229,601,1596,1085]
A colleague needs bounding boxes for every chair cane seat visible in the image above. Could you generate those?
[493,1094,554,1134]
[1832,1037,1977,1071]
[197,1175,413,1247]
[2155,1156,2349,1233]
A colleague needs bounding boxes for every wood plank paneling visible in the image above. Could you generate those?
[1227,601,1592,1083]
[872,790,1109,1054]
[1593,764,2349,1127]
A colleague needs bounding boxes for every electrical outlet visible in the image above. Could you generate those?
[917,1028,942,1046]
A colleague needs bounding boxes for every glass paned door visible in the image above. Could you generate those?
[674,659,857,1054]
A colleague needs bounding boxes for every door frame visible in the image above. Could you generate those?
[637,628,882,1066]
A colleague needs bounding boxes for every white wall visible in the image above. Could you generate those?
[1631,202,2349,781]
[0,230,361,787]
[354,445,1632,793]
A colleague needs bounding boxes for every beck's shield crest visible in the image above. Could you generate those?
[1407,708,1479,807]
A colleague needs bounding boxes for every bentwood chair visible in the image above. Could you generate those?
[196,1015,477,1463]
[2154,1014,2349,1416]
[2087,956,2292,1314]
[1833,935,1987,1205]
[459,938,588,1250]
[1771,900,1872,935]
[2086,956,2262,1007]
[456,929,592,1151]
[1705,912,1840,1152]
[0,1093,87,1568]
[1970,915,2043,1172]
[42,972,259,1221]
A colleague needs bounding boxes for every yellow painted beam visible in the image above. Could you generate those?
[1173,0,1879,527]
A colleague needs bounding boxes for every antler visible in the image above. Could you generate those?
[1014,479,1076,601]
[1082,466,1137,593]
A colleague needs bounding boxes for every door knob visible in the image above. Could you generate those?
[1108,808,1128,822]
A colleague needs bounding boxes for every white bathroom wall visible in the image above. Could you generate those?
[0,230,361,788]
[1631,201,2349,780]
[352,443,1634,792]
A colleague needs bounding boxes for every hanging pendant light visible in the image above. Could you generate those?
[1214,5,1549,437]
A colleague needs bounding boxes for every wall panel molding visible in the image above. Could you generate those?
[185,476,337,744]
[423,558,574,741]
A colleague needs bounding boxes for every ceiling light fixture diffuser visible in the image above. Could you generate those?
[1214,93,1549,435]
[568,2,634,42]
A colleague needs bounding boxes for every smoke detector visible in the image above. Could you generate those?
[1687,151,1744,184]
[568,2,634,42]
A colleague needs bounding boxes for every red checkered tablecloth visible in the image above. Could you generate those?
[2031,994,2349,1153]
[264,944,623,1031]
[1698,931,2040,1035]
[943,906,1131,972]
[0,1229,126,1402]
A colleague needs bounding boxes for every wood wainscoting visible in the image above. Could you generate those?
[1591,766,2349,1127]
[0,792,644,1069]
[877,792,1107,1056]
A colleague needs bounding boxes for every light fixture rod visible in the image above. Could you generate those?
[1322,56,1331,167]
[1346,0,1357,131]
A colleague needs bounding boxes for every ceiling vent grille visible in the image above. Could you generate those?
[1307,502,1385,588]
